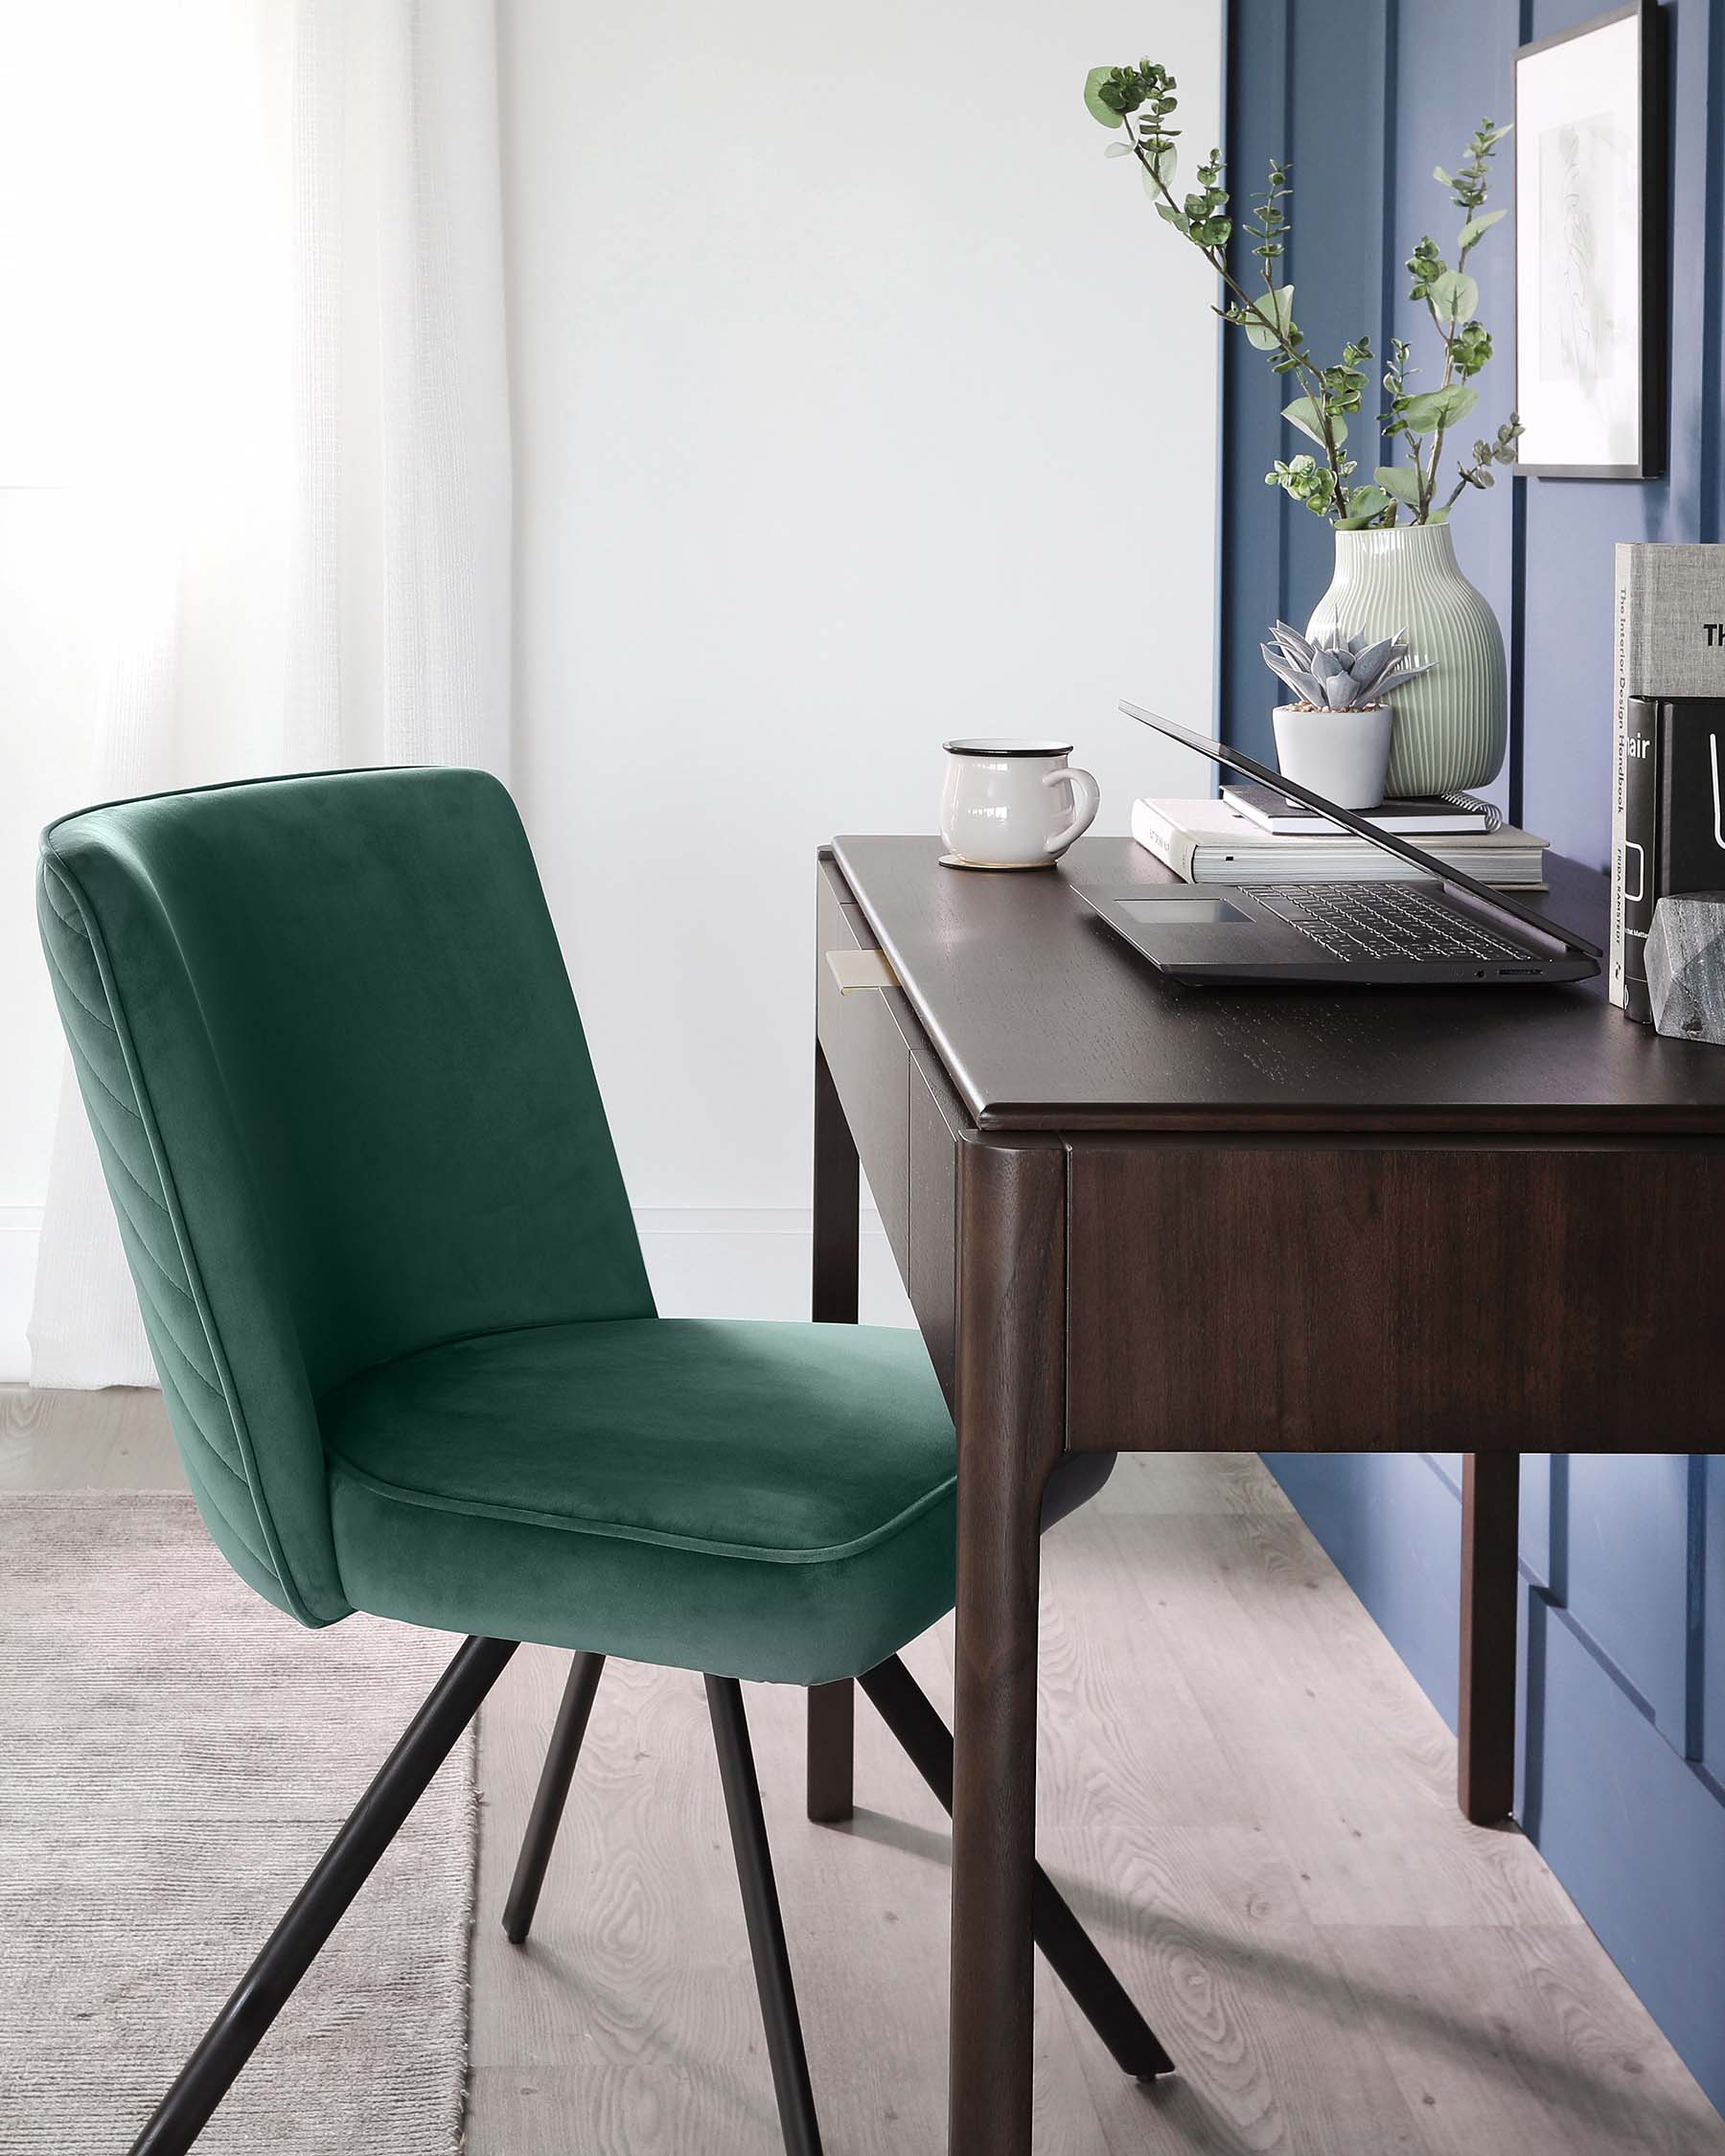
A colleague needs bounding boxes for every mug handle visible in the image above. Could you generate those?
[1044,766,1100,856]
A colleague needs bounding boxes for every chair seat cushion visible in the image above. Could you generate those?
[320,1318,957,1685]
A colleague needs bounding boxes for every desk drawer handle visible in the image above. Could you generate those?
[826,948,899,995]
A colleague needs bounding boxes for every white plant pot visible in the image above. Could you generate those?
[1271,704,1392,812]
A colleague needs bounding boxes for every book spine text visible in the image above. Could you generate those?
[1621,695,1658,1024]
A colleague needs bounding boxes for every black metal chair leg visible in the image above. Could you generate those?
[705,1676,824,2156]
[126,1635,519,2156]
[857,1655,1176,2081]
[502,1650,607,1943]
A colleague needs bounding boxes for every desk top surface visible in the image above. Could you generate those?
[829,836,1725,1135]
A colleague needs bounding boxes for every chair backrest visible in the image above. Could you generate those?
[36,768,653,1627]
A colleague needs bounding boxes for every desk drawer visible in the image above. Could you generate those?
[816,860,911,1277]
[1065,1139,1725,1453]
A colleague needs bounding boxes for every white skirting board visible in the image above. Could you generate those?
[0,1206,915,1385]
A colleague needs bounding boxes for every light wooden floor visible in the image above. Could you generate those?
[7,1382,1724,2155]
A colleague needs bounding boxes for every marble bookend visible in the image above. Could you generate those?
[1646,892,1725,1045]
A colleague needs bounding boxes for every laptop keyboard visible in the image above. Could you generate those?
[1253,882,1532,964]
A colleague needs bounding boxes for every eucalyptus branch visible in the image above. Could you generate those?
[1126,128,1353,513]
[1443,417,1527,509]
[1129,141,1315,388]
[1423,365,1451,515]
[1422,241,1474,512]
[1084,63,1513,529]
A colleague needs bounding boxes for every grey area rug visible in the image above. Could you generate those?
[0,1492,478,2154]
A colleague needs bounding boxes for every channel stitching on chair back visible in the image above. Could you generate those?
[36,768,653,1627]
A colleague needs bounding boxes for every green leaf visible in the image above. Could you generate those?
[1238,285,1296,352]
[1154,200,1187,231]
[1457,207,1506,248]
[1375,464,1423,508]
[1398,382,1479,433]
[1103,141,1133,158]
[1282,397,1345,448]
[1198,216,1232,245]
[1433,165,1453,185]
[1425,506,1450,524]
[1141,147,1176,196]
[1428,270,1479,323]
[1084,67,1125,126]
[1346,485,1390,520]
[1397,392,1443,432]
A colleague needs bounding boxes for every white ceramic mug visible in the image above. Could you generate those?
[939,738,1101,869]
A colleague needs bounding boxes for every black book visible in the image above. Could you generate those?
[1622,696,1725,1023]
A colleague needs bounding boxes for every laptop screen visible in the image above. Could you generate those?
[1117,701,1601,962]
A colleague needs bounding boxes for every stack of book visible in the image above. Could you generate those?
[1131,783,1548,888]
[1611,543,1725,1021]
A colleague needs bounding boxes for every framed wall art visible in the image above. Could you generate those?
[1513,0,1666,478]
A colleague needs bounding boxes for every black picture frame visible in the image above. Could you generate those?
[1512,0,1667,481]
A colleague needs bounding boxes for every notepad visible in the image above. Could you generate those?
[1221,779,1498,837]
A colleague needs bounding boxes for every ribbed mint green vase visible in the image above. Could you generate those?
[1305,525,1506,798]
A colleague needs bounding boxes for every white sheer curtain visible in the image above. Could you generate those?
[28,0,512,1388]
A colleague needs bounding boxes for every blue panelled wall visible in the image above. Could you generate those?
[1219,0,1725,2112]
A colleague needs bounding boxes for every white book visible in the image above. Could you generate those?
[1131,797,1549,888]
[1610,545,1725,1007]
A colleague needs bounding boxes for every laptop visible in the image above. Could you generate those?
[1069,703,1602,988]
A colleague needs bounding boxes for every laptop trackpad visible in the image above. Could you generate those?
[1116,898,1254,925]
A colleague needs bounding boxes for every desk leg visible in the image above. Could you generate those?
[807,1044,860,1824]
[1459,1452,1520,1824]
[949,1141,1066,2156]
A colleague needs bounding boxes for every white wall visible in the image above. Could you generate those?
[499,0,1223,1231]
[1,5,1222,1372]
[0,7,128,1373]
[0,494,101,1372]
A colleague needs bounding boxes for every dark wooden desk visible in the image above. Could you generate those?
[809,835,1725,2156]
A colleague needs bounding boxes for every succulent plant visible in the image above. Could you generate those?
[1260,621,1434,712]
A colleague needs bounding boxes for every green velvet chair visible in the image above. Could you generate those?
[37,768,1167,2156]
